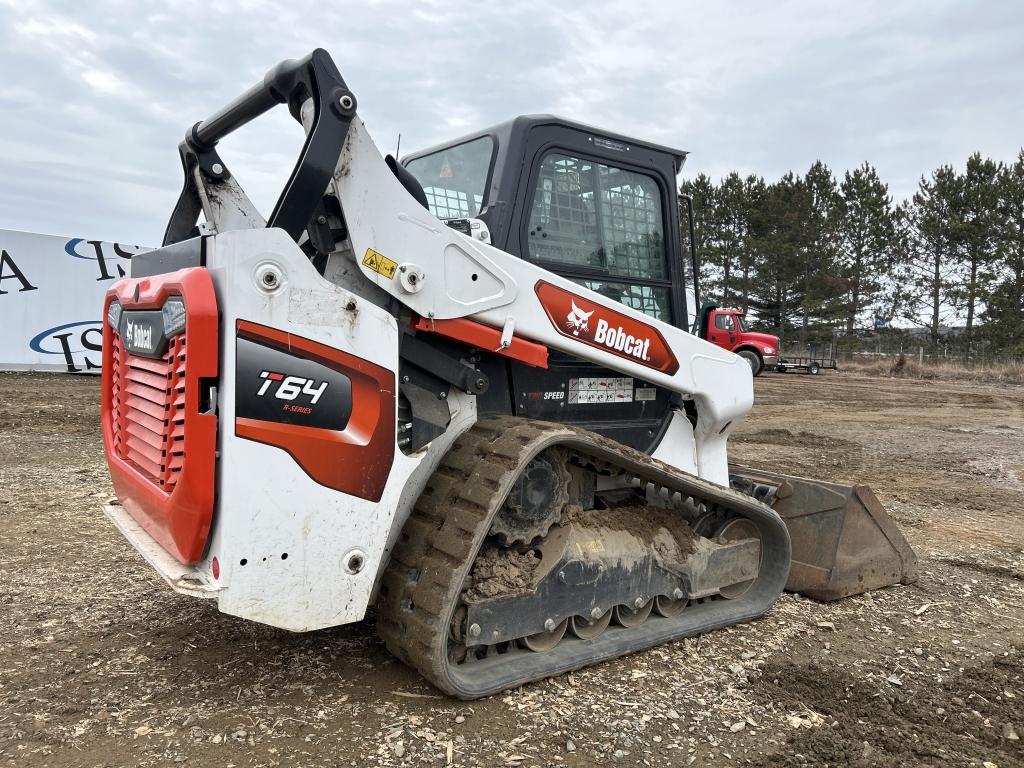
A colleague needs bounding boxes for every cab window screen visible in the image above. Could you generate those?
[527,152,669,320]
[406,136,493,219]
[578,280,672,323]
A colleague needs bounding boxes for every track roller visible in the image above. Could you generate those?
[614,599,654,627]
[654,592,688,618]
[569,610,612,639]
[521,618,568,652]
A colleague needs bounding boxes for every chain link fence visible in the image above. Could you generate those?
[775,330,1023,369]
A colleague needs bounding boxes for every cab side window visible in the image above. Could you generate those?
[525,152,671,322]
[405,136,494,219]
[714,314,734,331]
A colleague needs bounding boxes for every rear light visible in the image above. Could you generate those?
[212,556,220,580]
[107,300,122,329]
[162,297,186,337]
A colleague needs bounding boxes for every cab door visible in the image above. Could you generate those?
[707,311,736,349]
[502,124,688,451]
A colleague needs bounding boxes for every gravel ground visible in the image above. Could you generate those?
[1,371,1022,768]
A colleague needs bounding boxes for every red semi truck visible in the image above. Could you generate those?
[695,303,780,377]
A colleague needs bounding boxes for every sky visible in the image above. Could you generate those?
[1,0,1022,246]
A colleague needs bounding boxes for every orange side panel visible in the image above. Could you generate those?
[234,321,396,503]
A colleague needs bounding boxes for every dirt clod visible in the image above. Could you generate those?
[465,546,540,600]
[562,502,698,560]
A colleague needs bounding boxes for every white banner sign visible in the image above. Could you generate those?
[0,229,151,372]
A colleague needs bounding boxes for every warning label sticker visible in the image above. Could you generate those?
[568,377,634,404]
[362,248,398,279]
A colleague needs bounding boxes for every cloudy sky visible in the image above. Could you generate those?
[1,0,1022,246]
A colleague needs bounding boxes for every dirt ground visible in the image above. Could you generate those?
[1,371,1022,768]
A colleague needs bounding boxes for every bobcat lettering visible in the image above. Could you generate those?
[593,318,652,361]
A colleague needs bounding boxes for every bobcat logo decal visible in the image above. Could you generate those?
[566,300,594,337]
[535,281,681,375]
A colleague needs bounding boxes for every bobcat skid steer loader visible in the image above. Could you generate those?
[100,50,916,698]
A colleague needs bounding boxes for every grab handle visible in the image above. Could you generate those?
[163,49,356,246]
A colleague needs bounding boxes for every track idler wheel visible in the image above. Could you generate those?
[716,518,761,599]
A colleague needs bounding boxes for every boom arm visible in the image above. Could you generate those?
[332,117,752,484]
[176,50,752,486]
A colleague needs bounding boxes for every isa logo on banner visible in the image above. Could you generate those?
[64,238,147,281]
[29,320,104,373]
[1,228,153,371]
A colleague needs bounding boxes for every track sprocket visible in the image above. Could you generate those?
[488,449,568,545]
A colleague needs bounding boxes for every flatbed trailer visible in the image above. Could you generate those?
[775,342,838,375]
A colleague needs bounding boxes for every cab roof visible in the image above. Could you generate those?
[403,114,688,168]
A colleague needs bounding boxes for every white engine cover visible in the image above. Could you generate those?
[200,229,442,630]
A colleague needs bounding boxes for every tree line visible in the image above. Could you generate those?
[680,150,1024,357]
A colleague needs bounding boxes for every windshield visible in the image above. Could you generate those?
[405,136,494,219]
[735,314,747,331]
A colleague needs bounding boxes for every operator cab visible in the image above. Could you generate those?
[403,116,692,451]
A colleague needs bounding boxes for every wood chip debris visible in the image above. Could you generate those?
[785,710,826,729]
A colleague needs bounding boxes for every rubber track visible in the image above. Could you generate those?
[376,416,790,699]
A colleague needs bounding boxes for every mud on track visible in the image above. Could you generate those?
[1,371,1022,767]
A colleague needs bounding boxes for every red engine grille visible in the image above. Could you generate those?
[102,267,217,565]
[110,334,187,490]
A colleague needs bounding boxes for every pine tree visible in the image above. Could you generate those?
[899,166,962,348]
[748,173,808,336]
[799,161,843,343]
[679,174,717,303]
[835,163,897,333]
[982,150,1024,354]
[715,172,749,305]
[738,175,767,316]
[955,153,1001,357]
[681,173,759,313]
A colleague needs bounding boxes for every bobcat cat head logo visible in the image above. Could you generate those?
[566,300,594,336]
